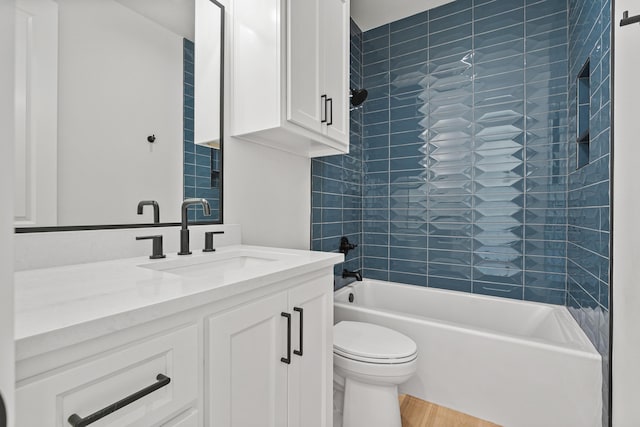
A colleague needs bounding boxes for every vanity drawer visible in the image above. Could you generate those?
[161,408,199,426]
[16,324,199,427]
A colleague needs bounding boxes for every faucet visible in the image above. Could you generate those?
[137,200,160,223]
[342,269,362,281]
[178,198,211,255]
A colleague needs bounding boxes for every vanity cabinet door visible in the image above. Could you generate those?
[286,0,322,133]
[287,0,349,146]
[287,276,333,427]
[320,0,349,145]
[207,291,289,427]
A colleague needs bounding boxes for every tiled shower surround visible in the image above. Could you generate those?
[312,0,611,422]
[357,0,574,302]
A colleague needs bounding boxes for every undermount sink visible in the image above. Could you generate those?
[139,250,283,278]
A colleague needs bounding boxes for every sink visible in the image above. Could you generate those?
[139,251,282,278]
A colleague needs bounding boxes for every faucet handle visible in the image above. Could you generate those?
[136,235,166,259]
[203,231,225,252]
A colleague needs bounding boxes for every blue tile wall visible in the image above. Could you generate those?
[567,0,611,424]
[311,20,364,284]
[183,39,221,222]
[311,2,611,421]
[359,0,569,303]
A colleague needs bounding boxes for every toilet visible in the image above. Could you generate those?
[333,321,418,427]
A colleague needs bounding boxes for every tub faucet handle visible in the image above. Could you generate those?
[339,237,358,256]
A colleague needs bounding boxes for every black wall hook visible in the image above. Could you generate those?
[621,11,640,27]
[147,134,156,143]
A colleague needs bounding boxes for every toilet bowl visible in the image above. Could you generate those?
[333,321,418,427]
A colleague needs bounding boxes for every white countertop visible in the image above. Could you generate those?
[14,245,342,360]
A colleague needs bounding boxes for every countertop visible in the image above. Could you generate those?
[14,245,343,360]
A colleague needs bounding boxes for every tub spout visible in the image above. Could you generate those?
[342,269,362,281]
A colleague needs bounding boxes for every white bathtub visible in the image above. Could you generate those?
[334,280,602,427]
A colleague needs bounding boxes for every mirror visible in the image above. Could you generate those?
[14,0,223,231]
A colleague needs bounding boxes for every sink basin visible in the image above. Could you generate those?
[139,251,281,278]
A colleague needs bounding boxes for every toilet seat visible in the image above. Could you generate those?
[333,321,417,365]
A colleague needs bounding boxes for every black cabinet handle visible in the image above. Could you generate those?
[327,98,333,126]
[321,95,327,123]
[67,374,171,427]
[281,312,291,364]
[293,307,303,356]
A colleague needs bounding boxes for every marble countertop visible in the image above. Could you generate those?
[14,245,342,360]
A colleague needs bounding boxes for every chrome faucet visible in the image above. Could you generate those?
[178,198,211,255]
[137,200,160,223]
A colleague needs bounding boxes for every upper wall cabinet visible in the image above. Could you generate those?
[230,0,350,157]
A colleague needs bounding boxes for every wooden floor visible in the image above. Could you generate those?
[400,394,501,427]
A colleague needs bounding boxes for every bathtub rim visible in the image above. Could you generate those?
[334,279,601,360]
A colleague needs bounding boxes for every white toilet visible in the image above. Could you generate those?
[333,321,418,427]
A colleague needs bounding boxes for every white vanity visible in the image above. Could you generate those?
[14,242,342,426]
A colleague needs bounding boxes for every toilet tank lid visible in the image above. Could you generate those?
[334,321,417,360]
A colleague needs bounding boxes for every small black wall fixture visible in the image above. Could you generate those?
[620,10,640,26]
[147,134,156,143]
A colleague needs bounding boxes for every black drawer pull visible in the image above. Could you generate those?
[281,312,291,364]
[293,307,303,356]
[67,374,171,426]
[327,98,333,126]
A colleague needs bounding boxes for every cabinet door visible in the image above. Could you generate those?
[207,291,289,427]
[321,0,350,145]
[287,276,333,427]
[287,0,322,132]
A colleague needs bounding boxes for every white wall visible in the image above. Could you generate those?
[613,1,640,425]
[0,0,15,424]
[224,136,311,250]
[57,0,183,225]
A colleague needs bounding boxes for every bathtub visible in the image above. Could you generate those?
[334,280,602,427]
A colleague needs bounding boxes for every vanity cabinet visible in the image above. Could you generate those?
[207,275,332,427]
[15,266,334,427]
[231,0,350,157]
